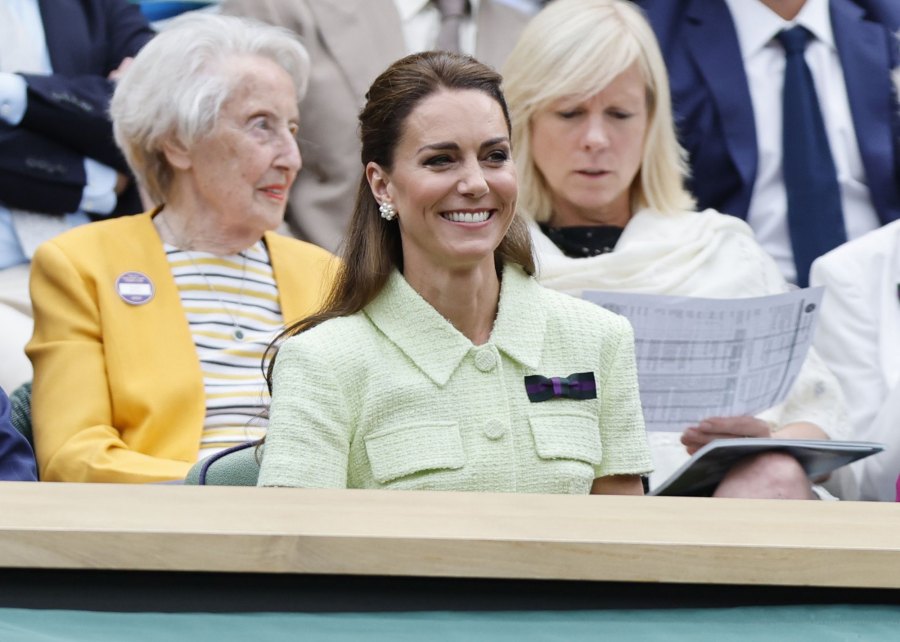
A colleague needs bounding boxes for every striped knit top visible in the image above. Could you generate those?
[165,240,282,461]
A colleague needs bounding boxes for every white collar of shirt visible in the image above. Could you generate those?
[394,0,482,21]
[393,0,481,55]
[724,0,834,60]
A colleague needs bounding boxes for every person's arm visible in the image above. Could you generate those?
[0,76,123,216]
[0,131,136,217]
[17,0,154,172]
[591,474,644,495]
[810,252,884,441]
[0,1,152,215]
[258,335,352,488]
[28,240,192,482]
[594,315,654,489]
[0,389,37,482]
[0,124,86,214]
[19,74,136,174]
[681,417,829,455]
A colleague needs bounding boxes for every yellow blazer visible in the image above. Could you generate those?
[27,211,337,483]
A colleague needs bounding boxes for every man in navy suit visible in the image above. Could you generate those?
[637,0,900,285]
[0,0,154,391]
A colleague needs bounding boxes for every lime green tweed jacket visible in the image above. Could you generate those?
[259,265,652,493]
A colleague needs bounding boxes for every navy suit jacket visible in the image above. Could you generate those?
[638,0,900,226]
[0,0,154,216]
[0,389,36,482]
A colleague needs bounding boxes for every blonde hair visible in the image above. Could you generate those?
[502,0,694,222]
[110,13,311,205]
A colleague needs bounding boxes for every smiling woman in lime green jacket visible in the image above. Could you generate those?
[259,51,652,494]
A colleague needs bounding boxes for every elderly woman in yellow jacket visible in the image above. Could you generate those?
[27,14,336,483]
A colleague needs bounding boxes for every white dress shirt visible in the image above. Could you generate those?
[393,0,480,55]
[723,0,880,284]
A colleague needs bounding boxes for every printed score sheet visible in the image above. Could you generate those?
[582,288,824,432]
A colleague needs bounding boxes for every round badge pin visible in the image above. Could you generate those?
[116,272,155,305]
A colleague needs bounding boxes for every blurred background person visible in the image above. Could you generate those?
[811,220,900,501]
[259,51,652,494]
[0,0,154,392]
[503,0,852,499]
[637,0,900,287]
[0,387,37,482]
[135,0,221,28]
[219,0,532,253]
[27,14,336,483]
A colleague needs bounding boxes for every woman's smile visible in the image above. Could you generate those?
[440,209,495,224]
[367,88,517,276]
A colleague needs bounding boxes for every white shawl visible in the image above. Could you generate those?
[530,208,852,494]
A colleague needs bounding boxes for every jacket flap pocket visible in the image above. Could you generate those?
[364,421,465,484]
[529,412,602,465]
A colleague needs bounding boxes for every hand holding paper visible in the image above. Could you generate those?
[681,416,773,455]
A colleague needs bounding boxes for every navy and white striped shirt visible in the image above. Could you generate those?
[166,240,282,460]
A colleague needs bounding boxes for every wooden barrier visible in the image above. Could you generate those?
[0,482,898,589]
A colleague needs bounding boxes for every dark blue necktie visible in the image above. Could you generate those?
[777,26,846,287]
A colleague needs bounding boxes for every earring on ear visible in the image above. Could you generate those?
[379,201,397,221]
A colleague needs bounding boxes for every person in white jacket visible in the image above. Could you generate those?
[811,220,900,501]
[503,0,854,498]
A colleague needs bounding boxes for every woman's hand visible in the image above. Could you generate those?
[680,416,773,455]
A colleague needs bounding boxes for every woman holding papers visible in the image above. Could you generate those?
[503,0,851,498]
[258,51,653,494]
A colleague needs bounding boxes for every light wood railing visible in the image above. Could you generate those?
[0,482,897,588]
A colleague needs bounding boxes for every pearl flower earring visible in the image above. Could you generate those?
[379,201,397,221]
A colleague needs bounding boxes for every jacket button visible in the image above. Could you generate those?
[474,346,497,372]
[483,419,505,440]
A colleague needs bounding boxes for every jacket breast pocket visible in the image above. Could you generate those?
[529,411,602,465]
[363,421,465,485]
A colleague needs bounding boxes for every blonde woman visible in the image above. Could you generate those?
[503,0,852,499]
[27,15,336,483]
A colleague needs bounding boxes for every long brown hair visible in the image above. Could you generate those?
[265,51,535,389]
